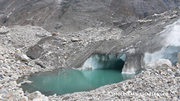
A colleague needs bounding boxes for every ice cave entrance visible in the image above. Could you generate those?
[20,53,139,96]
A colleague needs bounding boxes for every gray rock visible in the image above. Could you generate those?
[175,69,180,77]
[20,54,29,62]
[35,61,46,69]
[36,32,52,37]
[0,26,9,34]
[55,22,63,29]
[0,89,7,94]
[170,14,177,19]
[26,45,43,59]
[0,74,3,79]
[146,59,172,70]
[18,96,28,101]
[71,37,79,42]
[28,91,42,100]
[15,50,30,62]
[28,91,48,101]
[0,55,5,60]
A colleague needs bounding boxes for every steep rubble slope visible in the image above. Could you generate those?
[0,0,180,33]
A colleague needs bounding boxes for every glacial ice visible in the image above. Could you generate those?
[144,19,180,65]
[81,53,125,70]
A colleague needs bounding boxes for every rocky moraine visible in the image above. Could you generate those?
[0,6,180,100]
[0,0,180,100]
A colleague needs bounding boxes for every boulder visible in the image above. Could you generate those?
[15,50,30,62]
[0,55,5,60]
[0,74,3,79]
[28,91,42,100]
[55,22,63,29]
[26,45,43,59]
[71,37,79,42]
[18,96,28,101]
[146,59,172,70]
[28,91,48,101]
[20,54,30,61]
[0,26,9,34]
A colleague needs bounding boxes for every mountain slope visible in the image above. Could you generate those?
[0,0,180,33]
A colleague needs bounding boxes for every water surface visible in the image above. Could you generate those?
[21,54,137,96]
[21,68,136,96]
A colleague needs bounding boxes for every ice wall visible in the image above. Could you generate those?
[144,19,180,65]
[81,53,126,70]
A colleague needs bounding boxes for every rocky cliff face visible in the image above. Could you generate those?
[0,0,180,33]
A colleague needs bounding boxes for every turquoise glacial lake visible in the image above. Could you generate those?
[21,68,136,96]
[21,54,137,96]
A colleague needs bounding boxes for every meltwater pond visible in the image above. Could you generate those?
[21,54,138,96]
[21,68,136,96]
